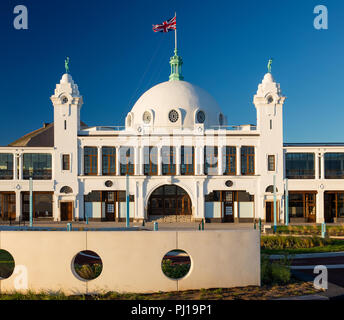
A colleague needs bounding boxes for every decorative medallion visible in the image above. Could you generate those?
[105,180,113,188]
[225,180,233,187]
[168,109,179,123]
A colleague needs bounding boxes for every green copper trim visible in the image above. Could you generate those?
[169,49,184,81]
[267,58,273,74]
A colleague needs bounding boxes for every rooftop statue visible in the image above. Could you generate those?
[65,57,70,74]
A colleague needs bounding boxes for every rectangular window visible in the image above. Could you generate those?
[324,153,344,179]
[21,192,53,220]
[144,146,158,176]
[285,153,315,179]
[0,153,13,180]
[268,155,275,171]
[224,147,236,175]
[102,147,116,175]
[324,192,344,222]
[120,147,134,175]
[62,154,70,171]
[241,146,255,175]
[204,146,218,175]
[84,147,98,176]
[181,146,194,175]
[162,146,176,175]
[23,153,52,180]
[288,191,316,222]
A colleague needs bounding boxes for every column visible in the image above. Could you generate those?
[199,146,204,175]
[14,154,18,180]
[157,146,162,176]
[236,146,241,175]
[316,190,325,223]
[218,146,223,175]
[80,147,84,176]
[97,147,102,176]
[139,147,144,175]
[254,146,257,175]
[320,152,325,179]
[195,146,199,175]
[315,153,319,180]
[176,145,181,176]
[15,190,21,221]
[19,154,23,180]
[135,146,140,175]
[116,147,120,176]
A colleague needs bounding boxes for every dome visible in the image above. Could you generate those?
[127,80,225,130]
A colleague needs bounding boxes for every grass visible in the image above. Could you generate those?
[0,281,320,300]
[261,235,344,254]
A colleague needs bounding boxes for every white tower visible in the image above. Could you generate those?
[253,72,286,222]
[50,73,83,221]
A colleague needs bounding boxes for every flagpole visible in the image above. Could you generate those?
[175,12,177,54]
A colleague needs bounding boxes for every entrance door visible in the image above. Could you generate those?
[103,191,116,221]
[305,193,316,223]
[266,202,273,223]
[223,192,234,223]
[266,201,278,223]
[60,202,73,221]
[0,193,16,220]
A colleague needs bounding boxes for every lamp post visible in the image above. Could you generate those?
[29,176,33,227]
[285,178,289,226]
[126,174,130,228]
[273,175,277,233]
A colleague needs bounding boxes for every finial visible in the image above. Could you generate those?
[65,57,70,74]
[267,58,273,73]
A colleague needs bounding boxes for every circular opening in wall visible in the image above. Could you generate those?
[73,250,103,281]
[161,249,191,280]
[61,96,68,104]
[0,249,15,279]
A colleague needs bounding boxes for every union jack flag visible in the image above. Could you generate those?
[152,15,176,33]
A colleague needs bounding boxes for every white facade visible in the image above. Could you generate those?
[0,55,343,224]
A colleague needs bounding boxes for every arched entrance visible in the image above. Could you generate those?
[148,185,192,216]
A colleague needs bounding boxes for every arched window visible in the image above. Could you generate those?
[60,186,73,194]
[265,185,278,193]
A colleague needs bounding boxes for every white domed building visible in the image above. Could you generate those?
[0,48,342,225]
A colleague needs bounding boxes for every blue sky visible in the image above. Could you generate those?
[0,0,343,145]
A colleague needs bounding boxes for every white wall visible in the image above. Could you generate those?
[0,230,260,294]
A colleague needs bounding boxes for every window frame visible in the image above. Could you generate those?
[62,154,70,171]
[181,146,194,176]
[241,146,255,176]
[84,147,98,176]
[102,147,116,176]
[224,146,236,175]
[268,155,276,172]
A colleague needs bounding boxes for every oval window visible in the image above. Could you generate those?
[196,111,205,124]
[168,110,179,123]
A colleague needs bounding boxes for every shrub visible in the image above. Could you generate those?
[161,259,190,279]
[261,255,291,285]
[75,263,102,280]
[261,236,330,250]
